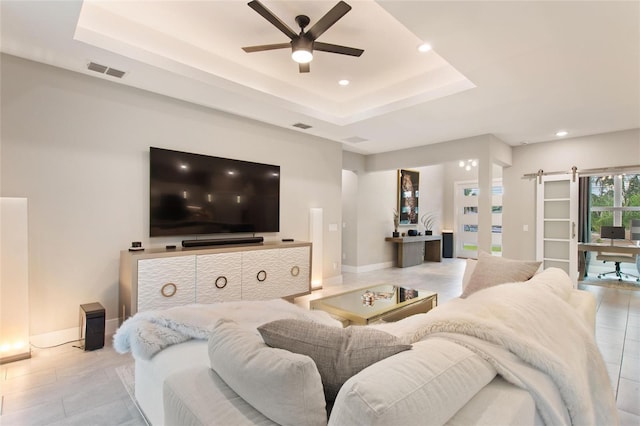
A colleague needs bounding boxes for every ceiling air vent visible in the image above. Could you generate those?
[87,61,126,79]
[105,67,126,78]
[87,62,108,73]
[343,136,368,144]
[292,122,312,130]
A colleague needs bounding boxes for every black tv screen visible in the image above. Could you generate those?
[150,147,280,237]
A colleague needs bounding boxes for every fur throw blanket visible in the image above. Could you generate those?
[372,268,618,425]
[113,298,341,360]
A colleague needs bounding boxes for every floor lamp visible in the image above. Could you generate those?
[309,208,323,289]
[1,198,31,363]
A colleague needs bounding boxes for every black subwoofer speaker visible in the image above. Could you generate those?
[80,302,105,351]
[442,231,454,258]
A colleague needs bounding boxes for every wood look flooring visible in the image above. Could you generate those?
[1,258,638,425]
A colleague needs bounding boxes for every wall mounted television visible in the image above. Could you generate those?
[150,147,280,237]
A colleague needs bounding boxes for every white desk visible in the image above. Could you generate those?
[578,242,640,280]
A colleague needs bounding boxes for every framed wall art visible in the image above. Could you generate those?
[398,169,419,225]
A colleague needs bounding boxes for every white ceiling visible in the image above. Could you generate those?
[1,1,639,155]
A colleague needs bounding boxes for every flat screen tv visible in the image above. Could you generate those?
[150,147,280,237]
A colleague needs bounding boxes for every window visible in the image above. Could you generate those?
[590,174,640,238]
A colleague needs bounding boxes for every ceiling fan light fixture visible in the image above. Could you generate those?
[292,48,313,64]
[244,1,362,73]
[291,36,314,63]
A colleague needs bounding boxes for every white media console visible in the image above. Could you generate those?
[119,241,312,323]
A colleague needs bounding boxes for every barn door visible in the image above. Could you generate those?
[536,172,578,286]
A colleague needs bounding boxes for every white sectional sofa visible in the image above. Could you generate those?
[116,257,616,426]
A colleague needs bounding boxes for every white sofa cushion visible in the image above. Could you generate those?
[328,338,497,426]
[135,339,210,426]
[461,252,541,298]
[208,319,327,426]
[258,318,412,402]
[445,376,541,426]
[461,258,477,291]
[164,366,278,426]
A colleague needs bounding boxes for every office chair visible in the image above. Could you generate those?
[597,223,639,282]
[596,253,639,282]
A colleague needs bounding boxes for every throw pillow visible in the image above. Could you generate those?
[208,319,327,426]
[461,258,477,291]
[461,251,541,298]
[257,319,412,402]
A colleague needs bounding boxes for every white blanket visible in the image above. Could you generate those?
[113,298,341,360]
[372,268,618,426]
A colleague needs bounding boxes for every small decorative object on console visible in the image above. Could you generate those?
[392,209,400,237]
[129,241,144,252]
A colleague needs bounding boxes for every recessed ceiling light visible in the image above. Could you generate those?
[338,79,350,86]
[418,43,432,53]
[556,130,568,137]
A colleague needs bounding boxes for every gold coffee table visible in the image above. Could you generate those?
[310,284,437,326]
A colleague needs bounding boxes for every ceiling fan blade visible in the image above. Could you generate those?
[248,0,298,40]
[242,43,291,53]
[299,63,310,73]
[314,41,363,57]
[306,1,352,41]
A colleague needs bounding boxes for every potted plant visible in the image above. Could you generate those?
[392,209,400,237]
[421,213,436,235]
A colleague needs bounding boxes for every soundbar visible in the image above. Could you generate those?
[182,237,264,248]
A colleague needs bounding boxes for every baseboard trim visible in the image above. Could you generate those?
[30,318,119,349]
[342,261,393,273]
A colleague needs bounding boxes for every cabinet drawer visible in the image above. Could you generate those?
[277,246,311,295]
[196,253,242,303]
[242,247,310,300]
[241,250,281,301]
[137,256,195,311]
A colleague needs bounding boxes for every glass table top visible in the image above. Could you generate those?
[310,284,436,323]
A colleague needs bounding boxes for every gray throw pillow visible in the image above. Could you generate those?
[461,251,541,298]
[258,319,412,402]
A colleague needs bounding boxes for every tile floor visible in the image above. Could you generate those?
[1,258,638,425]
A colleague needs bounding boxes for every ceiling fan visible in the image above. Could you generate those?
[242,0,364,73]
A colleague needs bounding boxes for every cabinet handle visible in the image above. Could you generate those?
[215,276,228,289]
[290,265,300,277]
[161,283,177,298]
[257,270,267,282]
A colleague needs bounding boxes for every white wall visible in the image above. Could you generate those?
[1,54,343,336]
[341,164,444,270]
[347,134,511,268]
[503,129,640,260]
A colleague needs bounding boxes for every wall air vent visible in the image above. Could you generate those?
[292,123,312,130]
[87,62,126,79]
[343,136,368,144]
